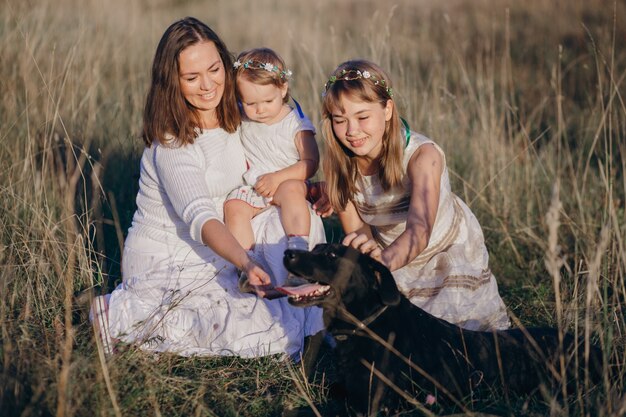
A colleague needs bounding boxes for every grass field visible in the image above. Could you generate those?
[1,0,625,415]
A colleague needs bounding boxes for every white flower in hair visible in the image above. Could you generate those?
[286,70,293,78]
[233,60,242,69]
[362,71,371,79]
[264,63,274,72]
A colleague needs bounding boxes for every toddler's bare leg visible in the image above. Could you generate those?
[273,180,311,286]
[224,199,259,250]
[272,179,310,246]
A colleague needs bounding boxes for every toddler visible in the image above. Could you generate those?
[224,48,319,290]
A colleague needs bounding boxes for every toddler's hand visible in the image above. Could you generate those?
[254,173,280,198]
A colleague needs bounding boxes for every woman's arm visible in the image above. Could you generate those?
[200,219,270,287]
[380,143,443,271]
[253,130,319,197]
[153,145,272,291]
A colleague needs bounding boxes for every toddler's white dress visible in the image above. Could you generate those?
[225,107,315,208]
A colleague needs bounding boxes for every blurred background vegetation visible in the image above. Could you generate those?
[1,0,624,415]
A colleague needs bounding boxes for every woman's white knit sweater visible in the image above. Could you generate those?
[128,128,247,247]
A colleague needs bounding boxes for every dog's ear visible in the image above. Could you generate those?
[372,262,401,306]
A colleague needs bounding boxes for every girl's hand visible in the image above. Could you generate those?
[308,181,333,217]
[342,232,384,264]
[254,173,281,198]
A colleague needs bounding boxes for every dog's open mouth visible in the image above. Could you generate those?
[275,282,331,306]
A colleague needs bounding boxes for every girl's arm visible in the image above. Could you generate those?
[339,200,372,237]
[380,143,443,271]
[253,130,319,197]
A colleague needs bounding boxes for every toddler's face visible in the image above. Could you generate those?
[237,77,288,125]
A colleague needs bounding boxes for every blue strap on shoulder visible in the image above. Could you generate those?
[292,98,305,119]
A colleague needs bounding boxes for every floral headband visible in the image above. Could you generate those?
[323,69,394,98]
[233,59,293,79]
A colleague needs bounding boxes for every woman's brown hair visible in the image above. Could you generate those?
[142,17,240,147]
[321,59,403,212]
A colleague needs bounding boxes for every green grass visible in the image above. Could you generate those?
[1,0,625,415]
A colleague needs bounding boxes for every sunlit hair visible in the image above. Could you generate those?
[234,48,291,104]
[142,17,240,147]
[321,59,403,212]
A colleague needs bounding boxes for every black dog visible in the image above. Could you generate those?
[279,243,603,413]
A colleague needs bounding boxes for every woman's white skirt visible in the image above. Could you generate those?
[107,206,325,358]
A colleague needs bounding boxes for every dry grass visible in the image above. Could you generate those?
[1,0,625,415]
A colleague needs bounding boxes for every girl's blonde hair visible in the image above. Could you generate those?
[234,48,291,104]
[321,59,403,212]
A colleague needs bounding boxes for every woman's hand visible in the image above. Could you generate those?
[308,181,333,217]
[200,220,283,298]
[241,258,283,299]
[342,232,384,265]
[242,258,270,286]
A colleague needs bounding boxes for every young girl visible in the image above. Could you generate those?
[224,48,319,287]
[319,59,510,331]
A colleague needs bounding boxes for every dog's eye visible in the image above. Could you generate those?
[328,251,338,259]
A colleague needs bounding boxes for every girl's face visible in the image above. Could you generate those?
[237,77,288,125]
[330,94,393,165]
[178,41,225,127]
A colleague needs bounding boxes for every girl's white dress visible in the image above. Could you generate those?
[353,133,510,331]
[107,127,325,358]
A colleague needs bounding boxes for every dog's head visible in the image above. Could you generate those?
[279,243,401,318]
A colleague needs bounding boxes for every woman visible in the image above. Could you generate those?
[314,59,510,331]
[93,17,324,358]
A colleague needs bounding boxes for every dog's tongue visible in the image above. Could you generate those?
[275,283,323,296]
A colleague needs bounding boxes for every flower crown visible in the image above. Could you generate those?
[233,59,293,79]
[323,69,394,98]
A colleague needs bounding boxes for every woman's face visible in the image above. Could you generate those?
[178,41,225,127]
[330,93,393,164]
